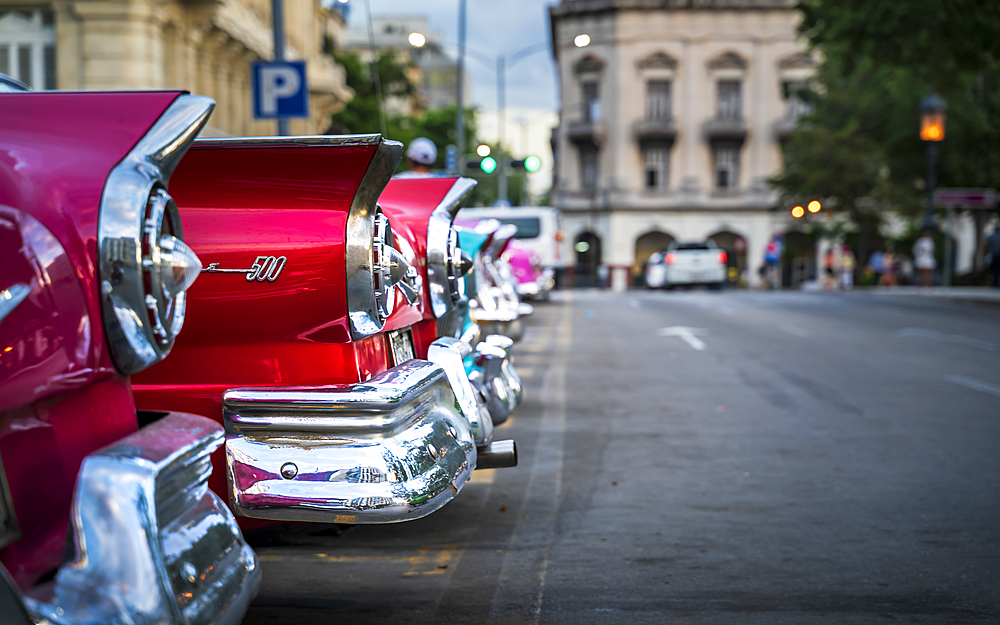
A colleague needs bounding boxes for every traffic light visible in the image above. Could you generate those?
[464,157,497,174]
[509,156,541,172]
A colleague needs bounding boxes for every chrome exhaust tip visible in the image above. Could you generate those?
[476,439,517,469]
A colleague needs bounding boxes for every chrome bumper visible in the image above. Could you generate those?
[427,337,493,446]
[471,308,524,342]
[467,335,523,426]
[223,360,476,524]
[24,412,260,625]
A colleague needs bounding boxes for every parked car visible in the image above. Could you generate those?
[379,175,523,438]
[456,206,566,282]
[0,88,259,624]
[457,221,534,343]
[503,239,555,301]
[131,138,516,530]
[647,240,728,290]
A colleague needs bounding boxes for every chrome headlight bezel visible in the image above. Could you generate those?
[97,94,214,375]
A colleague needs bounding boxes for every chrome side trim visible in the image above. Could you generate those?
[98,94,214,374]
[24,412,260,625]
[0,283,29,325]
[427,337,493,446]
[223,360,475,524]
[346,138,405,339]
[194,134,381,148]
[427,177,478,321]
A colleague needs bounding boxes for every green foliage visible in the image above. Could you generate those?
[325,50,528,206]
[774,0,1000,264]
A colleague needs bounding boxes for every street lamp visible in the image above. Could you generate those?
[408,32,426,48]
[574,34,591,48]
[919,93,946,229]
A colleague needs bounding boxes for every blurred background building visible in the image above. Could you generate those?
[549,0,815,288]
[0,0,351,135]
[343,15,467,116]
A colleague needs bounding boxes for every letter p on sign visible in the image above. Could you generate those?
[252,61,309,119]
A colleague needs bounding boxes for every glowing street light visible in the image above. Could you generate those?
[807,200,821,213]
[476,144,491,157]
[574,34,591,48]
[919,93,946,230]
[791,206,805,218]
[408,32,426,48]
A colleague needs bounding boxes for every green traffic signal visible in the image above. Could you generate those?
[481,156,497,173]
[524,155,541,172]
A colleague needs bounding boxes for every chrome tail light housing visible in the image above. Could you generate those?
[98,94,214,374]
[346,139,411,339]
[426,178,477,336]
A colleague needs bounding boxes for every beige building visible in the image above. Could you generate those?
[0,0,351,135]
[549,0,816,288]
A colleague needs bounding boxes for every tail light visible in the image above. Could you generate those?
[718,252,728,263]
[665,253,676,265]
[98,95,214,375]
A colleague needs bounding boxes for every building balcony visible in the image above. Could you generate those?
[703,116,747,140]
[566,119,606,144]
[633,117,677,141]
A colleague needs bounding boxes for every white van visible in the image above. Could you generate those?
[456,206,566,271]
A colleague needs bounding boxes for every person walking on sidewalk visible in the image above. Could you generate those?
[880,248,897,287]
[839,245,856,290]
[823,248,836,290]
[913,230,936,287]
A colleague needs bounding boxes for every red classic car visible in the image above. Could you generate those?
[131,137,516,529]
[0,89,258,623]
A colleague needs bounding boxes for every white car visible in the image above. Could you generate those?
[647,241,727,289]
[456,206,566,275]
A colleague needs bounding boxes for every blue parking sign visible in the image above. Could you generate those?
[252,61,309,119]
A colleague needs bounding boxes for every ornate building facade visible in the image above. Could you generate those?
[549,0,815,288]
[0,0,351,135]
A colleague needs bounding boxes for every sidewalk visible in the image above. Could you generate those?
[864,286,1000,307]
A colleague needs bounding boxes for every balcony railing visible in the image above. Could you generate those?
[703,116,747,139]
[633,117,678,140]
[566,119,606,144]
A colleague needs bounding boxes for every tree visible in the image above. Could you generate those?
[774,1,1000,270]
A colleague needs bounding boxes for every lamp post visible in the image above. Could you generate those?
[919,93,946,230]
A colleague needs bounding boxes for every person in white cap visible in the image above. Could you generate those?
[406,137,437,173]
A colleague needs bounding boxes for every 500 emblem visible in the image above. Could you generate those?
[203,255,287,282]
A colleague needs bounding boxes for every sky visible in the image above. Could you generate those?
[342,0,561,198]
[342,0,560,113]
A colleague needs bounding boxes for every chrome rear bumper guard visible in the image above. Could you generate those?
[24,412,260,625]
[223,360,476,524]
[467,335,523,426]
[471,308,524,342]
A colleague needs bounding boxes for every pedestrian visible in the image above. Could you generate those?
[764,236,782,289]
[880,248,897,287]
[839,244,856,290]
[823,247,836,290]
[912,229,936,287]
[405,137,437,174]
[869,249,885,285]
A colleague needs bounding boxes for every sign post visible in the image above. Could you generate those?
[252,61,309,129]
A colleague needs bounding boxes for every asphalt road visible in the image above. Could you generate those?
[243,289,1000,624]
